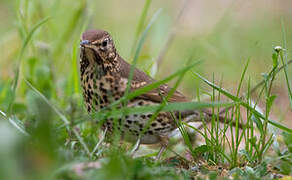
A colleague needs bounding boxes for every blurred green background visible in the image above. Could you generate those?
[0,0,292,179]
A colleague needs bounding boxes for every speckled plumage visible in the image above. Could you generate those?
[79,29,217,151]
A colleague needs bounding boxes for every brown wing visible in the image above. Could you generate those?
[138,83,188,103]
[119,58,188,103]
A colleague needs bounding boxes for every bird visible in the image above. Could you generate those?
[79,29,230,159]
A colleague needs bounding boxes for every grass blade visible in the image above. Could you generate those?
[90,102,234,125]
[156,0,190,67]
[0,109,29,136]
[24,79,91,156]
[280,19,292,108]
[236,57,251,97]
[192,71,292,134]
[110,61,200,108]
[125,8,162,99]
[8,16,51,114]
[130,0,152,56]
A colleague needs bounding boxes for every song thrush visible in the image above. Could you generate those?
[79,29,227,158]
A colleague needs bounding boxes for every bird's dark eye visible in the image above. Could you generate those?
[102,40,108,47]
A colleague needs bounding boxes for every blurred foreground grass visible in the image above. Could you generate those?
[0,0,292,179]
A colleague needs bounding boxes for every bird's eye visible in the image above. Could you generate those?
[102,39,108,47]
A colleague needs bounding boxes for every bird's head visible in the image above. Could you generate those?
[80,29,117,67]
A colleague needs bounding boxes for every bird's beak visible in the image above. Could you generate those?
[80,40,90,46]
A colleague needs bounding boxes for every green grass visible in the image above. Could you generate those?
[1,0,292,179]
